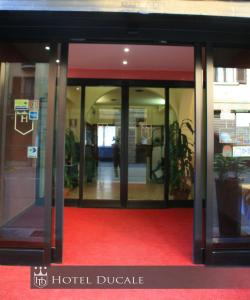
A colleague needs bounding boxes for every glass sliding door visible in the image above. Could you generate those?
[127,87,165,202]
[64,86,81,201]
[83,86,121,202]
[68,84,195,207]
[206,47,250,264]
[169,88,195,201]
[0,43,57,264]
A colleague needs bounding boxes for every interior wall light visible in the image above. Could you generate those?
[124,48,130,53]
[45,45,50,51]
[122,60,128,65]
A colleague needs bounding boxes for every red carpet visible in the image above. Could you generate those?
[0,207,250,299]
[63,208,193,265]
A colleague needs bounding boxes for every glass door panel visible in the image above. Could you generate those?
[128,87,165,201]
[64,86,81,201]
[0,43,56,263]
[209,48,250,244]
[83,86,121,201]
[169,88,195,201]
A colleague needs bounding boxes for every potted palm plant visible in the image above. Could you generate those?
[214,154,246,236]
[169,119,194,200]
[64,128,79,196]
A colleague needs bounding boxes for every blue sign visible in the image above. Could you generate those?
[27,146,38,159]
[29,111,39,120]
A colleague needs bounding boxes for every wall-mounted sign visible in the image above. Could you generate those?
[14,111,34,135]
[14,99,29,111]
[29,100,40,111]
[222,145,232,157]
[233,146,250,157]
[27,146,38,159]
[29,111,39,121]
[219,130,234,144]
[14,99,39,135]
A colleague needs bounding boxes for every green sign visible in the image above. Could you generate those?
[15,99,29,111]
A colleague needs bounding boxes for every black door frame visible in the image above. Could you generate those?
[52,43,69,263]
[67,77,195,209]
[193,44,205,264]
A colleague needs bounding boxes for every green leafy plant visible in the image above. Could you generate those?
[214,154,246,181]
[169,119,194,195]
[64,129,78,189]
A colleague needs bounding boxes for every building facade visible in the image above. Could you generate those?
[1,1,250,265]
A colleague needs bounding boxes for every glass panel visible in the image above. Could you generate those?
[0,43,52,247]
[84,86,121,201]
[212,48,250,241]
[128,87,165,201]
[169,88,195,200]
[64,86,81,200]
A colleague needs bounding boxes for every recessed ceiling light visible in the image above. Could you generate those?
[122,60,128,65]
[45,45,50,51]
[56,59,60,64]
[124,48,130,53]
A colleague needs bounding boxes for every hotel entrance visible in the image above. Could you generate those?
[1,10,250,266]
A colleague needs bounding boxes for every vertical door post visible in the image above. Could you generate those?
[193,44,205,263]
[121,84,129,207]
[164,87,170,206]
[53,43,69,262]
[0,63,7,225]
[79,85,86,206]
[44,44,58,263]
[205,45,214,260]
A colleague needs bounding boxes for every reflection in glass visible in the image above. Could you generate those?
[213,59,250,238]
[84,87,121,200]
